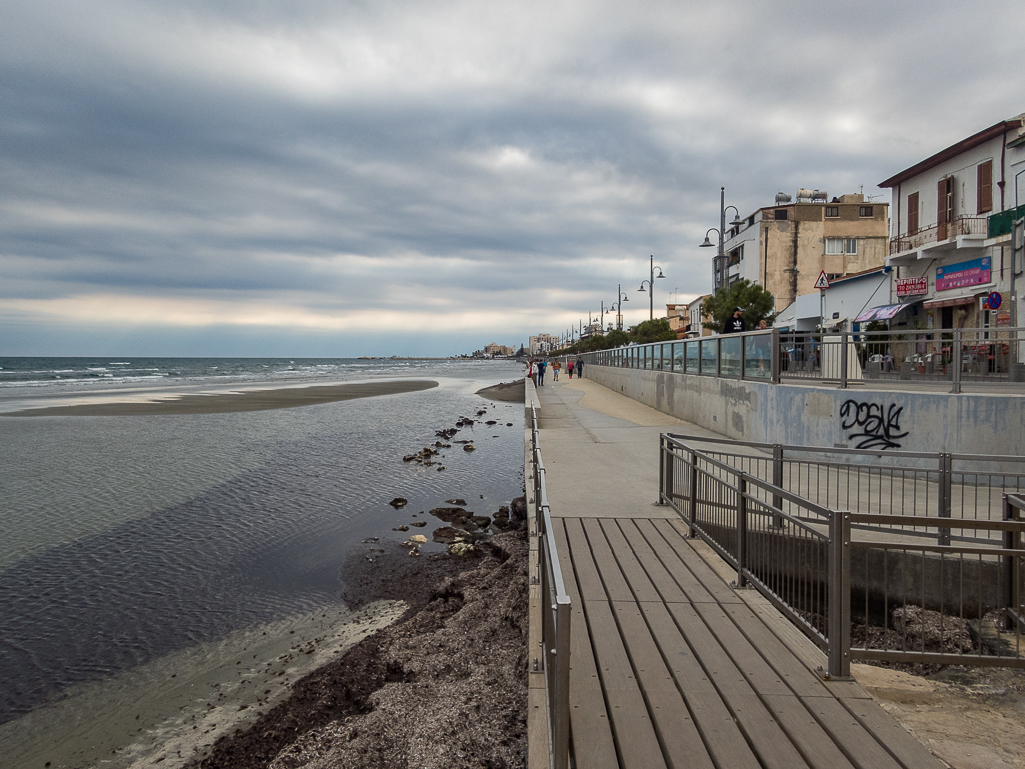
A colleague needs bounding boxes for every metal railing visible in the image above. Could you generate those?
[889,216,989,254]
[529,405,571,769]
[582,326,1025,393]
[660,433,1025,676]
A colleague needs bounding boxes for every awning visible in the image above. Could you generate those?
[854,304,910,322]
[922,295,975,309]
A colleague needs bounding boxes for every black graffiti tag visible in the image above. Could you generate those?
[839,400,909,450]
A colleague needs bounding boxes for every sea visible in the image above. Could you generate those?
[0,357,525,768]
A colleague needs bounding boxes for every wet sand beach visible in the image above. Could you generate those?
[5,379,438,417]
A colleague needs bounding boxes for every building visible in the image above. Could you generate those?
[775,266,893,332]
[483,342,515,357]
[666,296,712,337]
[719,190,890,310]
[529,334,559,356]
[665,303,687,335]
[879,113,1025,331]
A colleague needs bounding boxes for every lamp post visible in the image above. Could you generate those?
[699,186,743,294]
[637,255,666,320]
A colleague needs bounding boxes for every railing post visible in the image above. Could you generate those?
[553,597,571,769]
[1002,494,1021,632]
[740,334,747,380]
[951,329,963,394]
[839,332,849,389]
[771,327,781,384]
[658,434,668,505]
[827,510,851,679]
[736,474,748,588]
[688,450,699,537]
[938,453,952,547]
[716,337,722,378]
[772,444,784,528]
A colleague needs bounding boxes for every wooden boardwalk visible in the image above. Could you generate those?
[527,380,942,769]
[552,515,940,769]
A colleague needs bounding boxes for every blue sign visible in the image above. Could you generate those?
[936,257,991,291]
[987,292,1002,310]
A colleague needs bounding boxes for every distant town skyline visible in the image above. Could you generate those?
[2,1,1023,357]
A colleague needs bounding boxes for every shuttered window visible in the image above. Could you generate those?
[977,160,993,214]
[908,192,919,234]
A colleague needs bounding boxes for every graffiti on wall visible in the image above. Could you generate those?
[839,400,909,450]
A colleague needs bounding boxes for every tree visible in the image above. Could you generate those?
[701,280,776,333]
[628,318,677,344]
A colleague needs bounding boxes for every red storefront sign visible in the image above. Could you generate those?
[895,276,928,297]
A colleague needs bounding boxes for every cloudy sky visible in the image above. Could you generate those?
[2,0,1023,357]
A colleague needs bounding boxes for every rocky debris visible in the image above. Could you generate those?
[463,444,476,452]
[194,531,528,769]
[448,542,478,556]
[485,420,497,425]
[429,507,480,531]
[434,441,451,448]
[445,499,467,507]
[510,496,527,526]
[435,428,459,439]
[491,506,511,531]
[456,417,475,427]
[392,526,409,532]
[406,535,428,544]
[431,527,465,545]
[388,497,408,508]
[361,537,379,544]
[470,515,492,529]
[403,447,442,467]
[410,521,427,528]
[475,409,487,417]
[506,423,513,427]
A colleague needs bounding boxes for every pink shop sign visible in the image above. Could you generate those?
[935,257,991,291]
[895,277,928,296]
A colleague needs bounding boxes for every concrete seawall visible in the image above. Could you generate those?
[585,365,1025,455]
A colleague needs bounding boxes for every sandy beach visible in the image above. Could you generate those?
[5,380,438,417]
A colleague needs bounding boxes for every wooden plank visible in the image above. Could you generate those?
[564,517,608,601]
[528,687,551,769]
[716,602,831,699]
[605,689,669,769]
[761,695,856,769]
[691,602,793,697]
[616,519,691,603]
[665,603,811,769]
[568,697,620,769]
[802,697,904,768]
[839,697,944,769]
[585,599,639,691]
[640,603,762,769]
[649,519,743,604]
[645,689,717,769]
[582,518,634,602]
[612,602,677,692]
[600,519,662,602]
[633,519,718,603]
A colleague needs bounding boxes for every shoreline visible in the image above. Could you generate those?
[3,380,439,417]
[189,527,528,769]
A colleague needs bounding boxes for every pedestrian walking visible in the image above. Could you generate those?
[722,307,746,334]
[538,359,547,386]
[567,359,574,379]
[576,357,584,378]
[552,360,561,380]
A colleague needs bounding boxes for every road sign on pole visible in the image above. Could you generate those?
[814,271,830,290]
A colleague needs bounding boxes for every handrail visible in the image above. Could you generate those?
[661,434,1025,674]
[530,405,571,769]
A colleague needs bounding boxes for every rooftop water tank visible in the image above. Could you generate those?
[775,191,792,204]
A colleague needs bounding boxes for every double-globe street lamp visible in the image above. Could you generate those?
[638,255,666,320]
[699,186,743,294]
[607,284,629,330]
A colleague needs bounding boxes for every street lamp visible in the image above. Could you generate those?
[638,254,666,320]
[699,186,743,294]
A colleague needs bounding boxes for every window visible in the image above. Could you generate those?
[774,209,788,220]
[825,206,839,218]
[977,160,993,214]
[825,238,857,255]
[859,206,873,217]
[907,191,919,234]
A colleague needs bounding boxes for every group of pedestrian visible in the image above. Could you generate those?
[526,356,584,386]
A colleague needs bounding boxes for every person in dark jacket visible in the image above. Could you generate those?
[722,307,746,334]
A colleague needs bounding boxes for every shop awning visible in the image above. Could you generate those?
[923,294,977,309]
[854,304,910,322]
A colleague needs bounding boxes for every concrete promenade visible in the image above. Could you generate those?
[527,375,942,769]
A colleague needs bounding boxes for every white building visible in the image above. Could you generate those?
[775,267,893,332]
[529,334,559,356]
[880,113,1025,332]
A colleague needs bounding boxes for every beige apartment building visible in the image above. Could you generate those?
[720,191,890,310]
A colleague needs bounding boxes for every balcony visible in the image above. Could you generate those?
[889,216,988,256]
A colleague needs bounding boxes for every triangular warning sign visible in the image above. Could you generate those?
[814,271,830,289]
